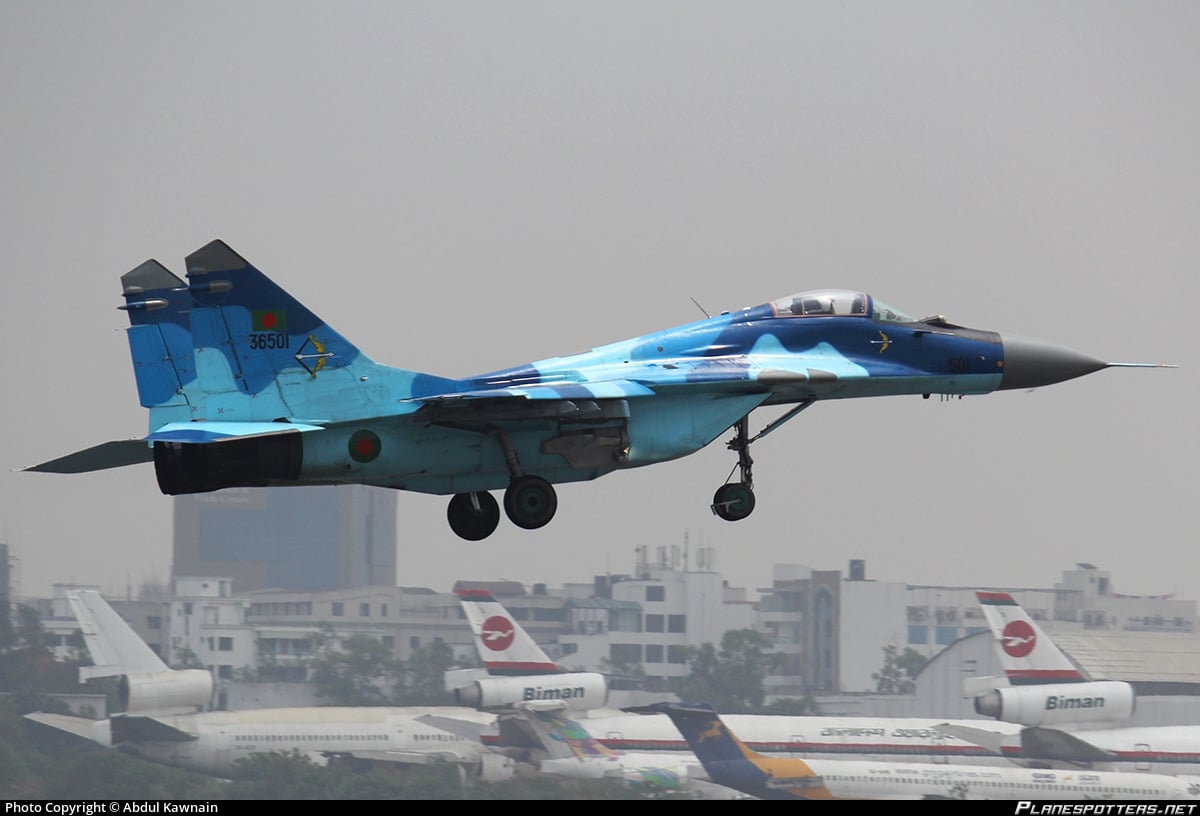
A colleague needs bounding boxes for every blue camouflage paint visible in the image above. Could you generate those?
[29,238,1151,537]
[112,241,1010,497]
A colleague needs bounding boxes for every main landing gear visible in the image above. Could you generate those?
[446,477,559,541]
[711,400,815,522]
[446,428,558,541]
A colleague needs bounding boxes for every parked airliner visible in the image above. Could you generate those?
[936,591,1200,775]
[640,701,1200,801]
[25,590,511,779]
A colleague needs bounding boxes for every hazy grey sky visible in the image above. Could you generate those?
[2,1,1196,601]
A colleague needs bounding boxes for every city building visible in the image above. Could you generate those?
[171,485,397,593]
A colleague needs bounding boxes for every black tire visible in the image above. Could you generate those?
[447,491,500,541]
[503,475,558,530]
[712,482,756,522]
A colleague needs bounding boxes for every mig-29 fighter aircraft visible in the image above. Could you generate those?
[26,239,1171,540]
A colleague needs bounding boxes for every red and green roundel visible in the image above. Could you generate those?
[348,430,382,463]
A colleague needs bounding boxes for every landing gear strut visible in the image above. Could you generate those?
[711,399,815,522]
[711,416,756,521]
[493,426,558,530]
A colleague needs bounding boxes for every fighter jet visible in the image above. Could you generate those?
[25,239,1173,540]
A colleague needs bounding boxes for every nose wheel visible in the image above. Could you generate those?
[448,491,501,541]
[712,481,755,521]
[711,415,757,522]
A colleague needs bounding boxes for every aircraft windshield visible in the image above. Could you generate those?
[869,298,918,323]
[770,290,869,317]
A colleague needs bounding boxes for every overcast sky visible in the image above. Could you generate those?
[2,1,1196,603]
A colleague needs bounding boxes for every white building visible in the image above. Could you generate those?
[559,560,756,683]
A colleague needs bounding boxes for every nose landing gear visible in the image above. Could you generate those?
[710,399,815,522]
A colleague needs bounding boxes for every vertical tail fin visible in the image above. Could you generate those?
[119,260,196,428]
[976,591,1088,684]
[127,239,459,430]
[457,588,559,675]
[636,702,832,800]
[66,590,213,715]
[68,589,170,680]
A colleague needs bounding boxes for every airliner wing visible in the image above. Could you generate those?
[349,750,472,765]
[110,715,198,743]
[414,714,491,741]
[937,722,1117,764]
[1020,726,1118,763]
[933,723,1017,757]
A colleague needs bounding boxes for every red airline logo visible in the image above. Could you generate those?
[481,615,515,652]
[1001,619,1037,658]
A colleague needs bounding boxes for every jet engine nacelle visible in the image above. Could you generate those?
[153,437,303,495]
[974,681,1135,727]
[454,672,607,712]
[119,669,214,714]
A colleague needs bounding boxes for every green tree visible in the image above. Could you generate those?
[872,643,927,694]
[599,653,648,691]
[762,693,819,715]
[310,632,400,705]
[398,639,457,704]
[673,628,781,713]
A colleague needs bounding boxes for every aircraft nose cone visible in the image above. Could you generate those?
[999,334,1109,390]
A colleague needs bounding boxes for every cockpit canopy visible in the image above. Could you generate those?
[769,290,917,323]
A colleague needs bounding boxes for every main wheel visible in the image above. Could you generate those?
[447,491,500,541]
[712,482,756,521]
[503,475,558,530]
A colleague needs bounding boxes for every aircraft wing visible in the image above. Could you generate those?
[414,714,491,742]
[933,723,1018,757]
[422,380,658,402]
[346,750,474,766]
[110,715,198,743]
[1019,726,1118,763]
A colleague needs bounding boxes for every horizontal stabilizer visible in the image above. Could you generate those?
[145,420,326,444]
[24,712,100,740]
[23,439,153,474]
